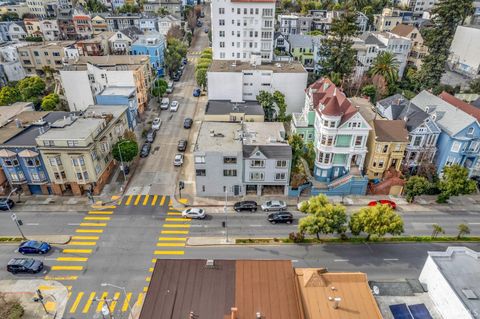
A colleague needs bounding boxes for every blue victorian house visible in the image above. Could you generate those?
[131,33,166,77]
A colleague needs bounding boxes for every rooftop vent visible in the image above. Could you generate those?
[256,312,262,319]
[205,259,215,268]
[462,289,478,300]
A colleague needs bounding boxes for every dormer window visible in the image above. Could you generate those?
[468,127,474,136]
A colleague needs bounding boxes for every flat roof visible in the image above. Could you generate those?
[428,247,480,316]
[243,122,286,145]
[205,100,264,116]
[0,102,34,126]
[0,111,50,144]
[37,118,105,140]
[195,122,242,152]
[209,60,307,73]
[98,86,136,97]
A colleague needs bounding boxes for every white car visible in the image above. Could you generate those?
[173,153,184,166]
[182,208,206,219]
[160,97,169,110]
[166,81,174,93]
[152,117,161,130]
[261,200,287,212]
[170,101,179,112]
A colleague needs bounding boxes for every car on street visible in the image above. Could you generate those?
[267,212,293,224]
[200,11,205,17]
[196,20,203,27]
[140,143,151,158]
[173,153,184,166]
[170,101,179,112]
[0,198,14,210]
[177,139,187,152]
[193,88,201,97]
[182,57,187,65]
[204,27,209,33]
[160,97,170,110]
[183,118,193,129]
[234,201,258,212]
[152,117,161,130]
[180,64,185,72]
[368,199,397,209]
[7,258,44,274]
[172,73,181,82]
[261,200,287,211]
[166,81,174,93]
[18,240,51,255]
[182,208,206,219]
[146,129,156,143]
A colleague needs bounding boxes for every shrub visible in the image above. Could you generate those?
[289,232,305,243]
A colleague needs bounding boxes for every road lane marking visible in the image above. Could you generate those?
[125,195,133,205]
[84,216,111,221]
[110,292,121,311]
[68,223,81,226]
[134,195,141,206]
[143,287,148,292]
[69,292,84,313]
[56,257,88,262]
[51,265,84,271]
[76,229,103,233]
[62,249,92,254]
[156,243,186,247]
[158,237,187,241]
[468,222,480,225]
[92,205,116,209]
[151,195,158,206]
[161,230,189,234]
[169,199,173,206]
[384,258,399,261]
[166,217,190,221]
[135,293,144,308]
[122,292,132,312]
[145,276,151,282]
[149,267,154,272]
[44,276,78,281]
[88,211,113,215]
[80,223,107,227]
[163,224,190,228]
[26,223,39,226]
[333,259,349,262]
[38,285,55,290]
[68,241,96,246]
[249,225,263,227]
[154,250,185,255]
[142,195,150,206]
[72,236,99,240]
[190,225,203,227]
[167,212,182,216]
[151,258,157,263]
[96,292,108,312]
[159,196,166,206]
[82,292,96,313]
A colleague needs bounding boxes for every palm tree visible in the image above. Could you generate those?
[457,223,471,239]
[431,224,445,239]
[369,51,399,85]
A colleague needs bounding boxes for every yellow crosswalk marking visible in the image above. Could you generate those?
[67,286,72,291]
[166,217,190,221]
[76,229,103,233]
[92,205,116,209]
[38,285,55,290]
[142,195,149,206]
[125,195,133,205]
[156,243,185,247]
[68,241,96,246]
[158,237,187,241]
[151,258,157,263]
[161,230,189,234]
[72,236,99,240]
[167,212,182,215]
[145,276,151,282]
[69,292,84,313]
[84,216,111,221]
[110,292,121,311]
[151,195,158,206]
[88,211,113,215]
[111,195,120,200]
[68,291,72,299]
[159,195,166,206]
[56,257,88,262]
[143,287,148,293]
[51,265,84,271]
[149,267,154,272]
[44,275,78,281]
[163,224,190,228]
[96,292,108,312]
[122,292,132,312]
[80,223,107,227]
[135,293,144,308]
[134,195,141,206]
[82,292,96,313]
[62,249,92,254]
[154,250,185,255]
[169,199,173,205]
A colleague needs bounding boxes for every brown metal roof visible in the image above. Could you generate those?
[372,119,409,142]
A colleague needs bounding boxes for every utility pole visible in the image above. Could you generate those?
[224,189,228,243]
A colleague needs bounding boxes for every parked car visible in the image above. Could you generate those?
[18,240,51,255]
[7,258,44,274]
[146,129,156,143]
[152,117,162,130]
[261,200,287,212]
[173,153,184,166]
[267,212,293,224]
[177,139,187,152]
[193,88,201,97]
[367,199,397,209]
[160,97,170,110]
[170,101,179,112]
[182,57,188,65]
[182,208,206,219]
[140,143,151,158]
[172,73,181,82]
[180,64,186,72]
[234,201,258,212]
[0,198,14,211]
[196,20,203,27]
[183,118,193,129]
[200,11,205,17]
[204,27,209,33]
[165,81,174,93]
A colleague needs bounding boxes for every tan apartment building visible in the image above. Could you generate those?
[35,105,128,196]
[391,24,428,69]
[75,31,115,56]
[91,15,108,35]
[17,41,78,74]
[365,119,409,179]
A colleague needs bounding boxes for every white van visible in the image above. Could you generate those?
[166,81,174,93]
[160,97,170,110]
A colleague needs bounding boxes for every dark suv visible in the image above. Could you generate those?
[184,118,193,129]
[0,198,14,211]
[146,129,156,143]
[267,212,293,224]
[177,139,187,152]
[7,258,44,274]
[234,201,258,212]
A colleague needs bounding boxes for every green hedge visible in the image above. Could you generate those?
[235,236,480,244]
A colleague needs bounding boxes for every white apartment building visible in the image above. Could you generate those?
[158,15,181,36]
[211,0,275,62]
[0,43,28,82]
[448,26,480,79]
[26,0,57,18]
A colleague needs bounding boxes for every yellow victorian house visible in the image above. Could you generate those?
[365,119,409,179]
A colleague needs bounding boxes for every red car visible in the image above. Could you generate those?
[368,200,397,209]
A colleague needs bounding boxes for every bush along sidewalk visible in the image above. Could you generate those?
[0,237,23,243]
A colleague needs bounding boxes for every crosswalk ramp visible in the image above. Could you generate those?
[120,195,171,207]
[67,290,144,315]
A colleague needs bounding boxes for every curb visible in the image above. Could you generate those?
[0,235,72,245]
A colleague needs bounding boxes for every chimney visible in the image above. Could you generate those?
[230,307,238,319]
[333,297,341,309]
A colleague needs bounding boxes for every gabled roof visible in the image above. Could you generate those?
[439,91,480,122]
[372,119,409,142]
[360,33,386,47]
[288,34,320,48]
[391,24,415,37]
[243,145,292,159]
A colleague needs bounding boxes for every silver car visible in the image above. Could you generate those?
[261,200,287,212]
[173,153,184,166]
[182,208,206,219]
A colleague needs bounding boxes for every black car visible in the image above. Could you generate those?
[184,118,193,129]
[267,212,293,224]
[234,201,258,212]
[140,143,151,158]
[172,73,181,82]
[0,198,14,211]
[146,129,156,143]
[177,139,187,152]
[7,258,44,274]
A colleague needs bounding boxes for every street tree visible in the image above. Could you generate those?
[17,76,45,100]
[0,86,21,105]
[165,48,182,77]
[256,91,276,121]
[41,93,60,111]
[349,204,404,240]
[438,164,476,202]
[152,79,168,97]
[298,194,330,213]
[431,224,445,239]
[123,130,137,142]
[166,25,183,40]
[195,68,208,90]
[361,84,377,103]
[112,139,138,163]
[417,0,474,89]
[273,91,287,121]
[288,134,305,171]
[187,9,197,34]
[404,176,431,203]
[457,223,471,239]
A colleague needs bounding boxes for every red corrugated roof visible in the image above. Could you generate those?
[439,91,480,121]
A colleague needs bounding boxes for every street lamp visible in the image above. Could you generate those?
[7,188,25,239]
[101,283,133,319]
[116,140,129,183]
[224,189,228,243]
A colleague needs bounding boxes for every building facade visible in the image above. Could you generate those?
[106,14,142,31]
[0,43,28,83]
[130,33,165,75]
[108,31,133,54]
[17,41,79,75]
[0,21,27,41]
[95,86,139,128]
[391,24,428,69]
[157,15,181,36]
[73,13,93,39]
[448,26,480,79]
[24,18,60,41]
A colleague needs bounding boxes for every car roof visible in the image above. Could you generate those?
[21,240,38,246]
[8,258,32,265]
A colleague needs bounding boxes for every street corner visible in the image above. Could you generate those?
[27,235,72,245]
[186,236,236,246]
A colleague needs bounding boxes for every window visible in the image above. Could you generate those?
[4,158,19,167]
[467,127,475,135]
[224,157,237,164]
[31,171,40,182]
[275,173,286,180]
[219,7,224,14]
[194,156,205,164]
[91,150,97,160]
[72,156,85,166]
[250,172,264,181]
[220,42,225,48]
[445,156,455,166]
[317,152,331,164]
[219,19,225,26]
[276,160,287,168]
[382,145,388,153]
[355,136,363,146]
[451,141,461,152]
[196,169,206,176]
[219,31,225,37]
[378,160,384,168]
[25,157,40,167]
[223,169,237,177]
[49,156,62,166]
[413,136,422,147]
[43,140,55,146]
[394,144,401,151]
[67,140,79,147]
[250,160,265,167]
[321,135,334,146]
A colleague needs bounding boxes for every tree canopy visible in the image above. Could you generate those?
[0,86,21,106]
[17,76,46,100]
[41,93,60,111]
[438,164,476,201]
[349,204,404,240]
[112,139,139,163]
